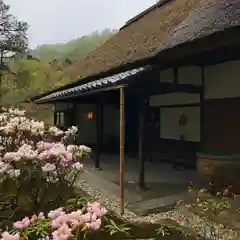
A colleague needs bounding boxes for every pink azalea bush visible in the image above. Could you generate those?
[1,202,108,240]
[0,107,91,219]
[0,108,129,239]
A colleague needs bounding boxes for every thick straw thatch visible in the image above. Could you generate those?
[66,0,240,81]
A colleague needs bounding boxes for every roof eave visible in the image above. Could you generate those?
[32,26,240,103]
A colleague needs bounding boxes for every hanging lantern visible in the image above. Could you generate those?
[87,112,94,120]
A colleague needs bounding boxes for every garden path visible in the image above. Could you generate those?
[79,154,199,215]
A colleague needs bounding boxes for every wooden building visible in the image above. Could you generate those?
[31,0,240,191]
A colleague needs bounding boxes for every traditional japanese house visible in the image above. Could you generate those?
[31,0,240,212]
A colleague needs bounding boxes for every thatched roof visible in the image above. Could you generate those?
[32,0,240,101]
[65,0,240,81]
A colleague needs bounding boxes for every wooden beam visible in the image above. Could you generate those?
[138,100,146,190]
[162,83,201,93]
[200,67,205,149]
[119,86,125,215]
[72,103,77,145]
[73,103,77,126]
[136,82,202,97]
[158,103,200,108]
[54,111,57,126]
[173,68,178,84]
[95,99,103,170]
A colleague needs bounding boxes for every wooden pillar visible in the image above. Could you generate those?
[95,99,103,169]
[54,105,57,126]
[72,103,77,145]
[119,86,125,215]
[138,100,146,190]
[72,102,78,126]
[200,67,205,150]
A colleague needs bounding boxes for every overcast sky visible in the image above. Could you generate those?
[5,0,156,48]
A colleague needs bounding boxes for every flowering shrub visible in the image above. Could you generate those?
[0,108,79,151]
[1,202,109,240]
[0,107,91,224]
[0,108,131,239]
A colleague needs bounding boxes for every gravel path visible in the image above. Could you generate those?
[76,179,240,240]
[75,179,176,224]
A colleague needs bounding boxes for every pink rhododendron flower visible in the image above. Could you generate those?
[0,161,5,168]
[3,152,20,162]
[30,212,45,222]
[38,151,48,161]
[87,202,107,218]
[52,223,72,240]
[51,215,69,229]
[65,152,73,162]
[80,212,92,223]
[48,208,65,220]
[1,232,20,240]
[66,145,75,152]
[85,218,102,230]
[67,210,82,220]
[13,217,30,229]
[41,142,55,151]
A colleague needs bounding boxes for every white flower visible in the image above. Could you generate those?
[72,162,83,171]
[67,145,75,152]
[7,169,20,178]
[42,163,56,172]
[79,145,91,153]
[14,169,20,178]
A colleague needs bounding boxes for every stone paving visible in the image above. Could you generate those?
[81,154,198,215]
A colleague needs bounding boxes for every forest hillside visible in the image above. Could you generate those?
[0,28,117,123]
[32,29,117,61]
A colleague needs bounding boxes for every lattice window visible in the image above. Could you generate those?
[56,111,65,126]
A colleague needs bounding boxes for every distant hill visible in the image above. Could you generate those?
[0,28,118,123]
[31,28,117,61]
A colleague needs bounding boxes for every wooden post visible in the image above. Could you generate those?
[95,100,103,170]
[200,67,205,150]
[54,105,57,126]
[54,112,57,125]
[138,100,146,190]
[119,86,125,215]
[72,103,77,126]
[72,103,77,145]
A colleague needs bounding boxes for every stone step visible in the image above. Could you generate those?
[78,168,142,203]
[127,192,191,216]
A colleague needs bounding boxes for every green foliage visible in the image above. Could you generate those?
[0,0,28,82]
[31,29,117,61]
[0,28,116,123]
[174,186,240,239]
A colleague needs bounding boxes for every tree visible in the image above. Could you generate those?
[0,0,28,85]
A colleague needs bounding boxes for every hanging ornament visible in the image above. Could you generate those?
[179,113,188,127]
